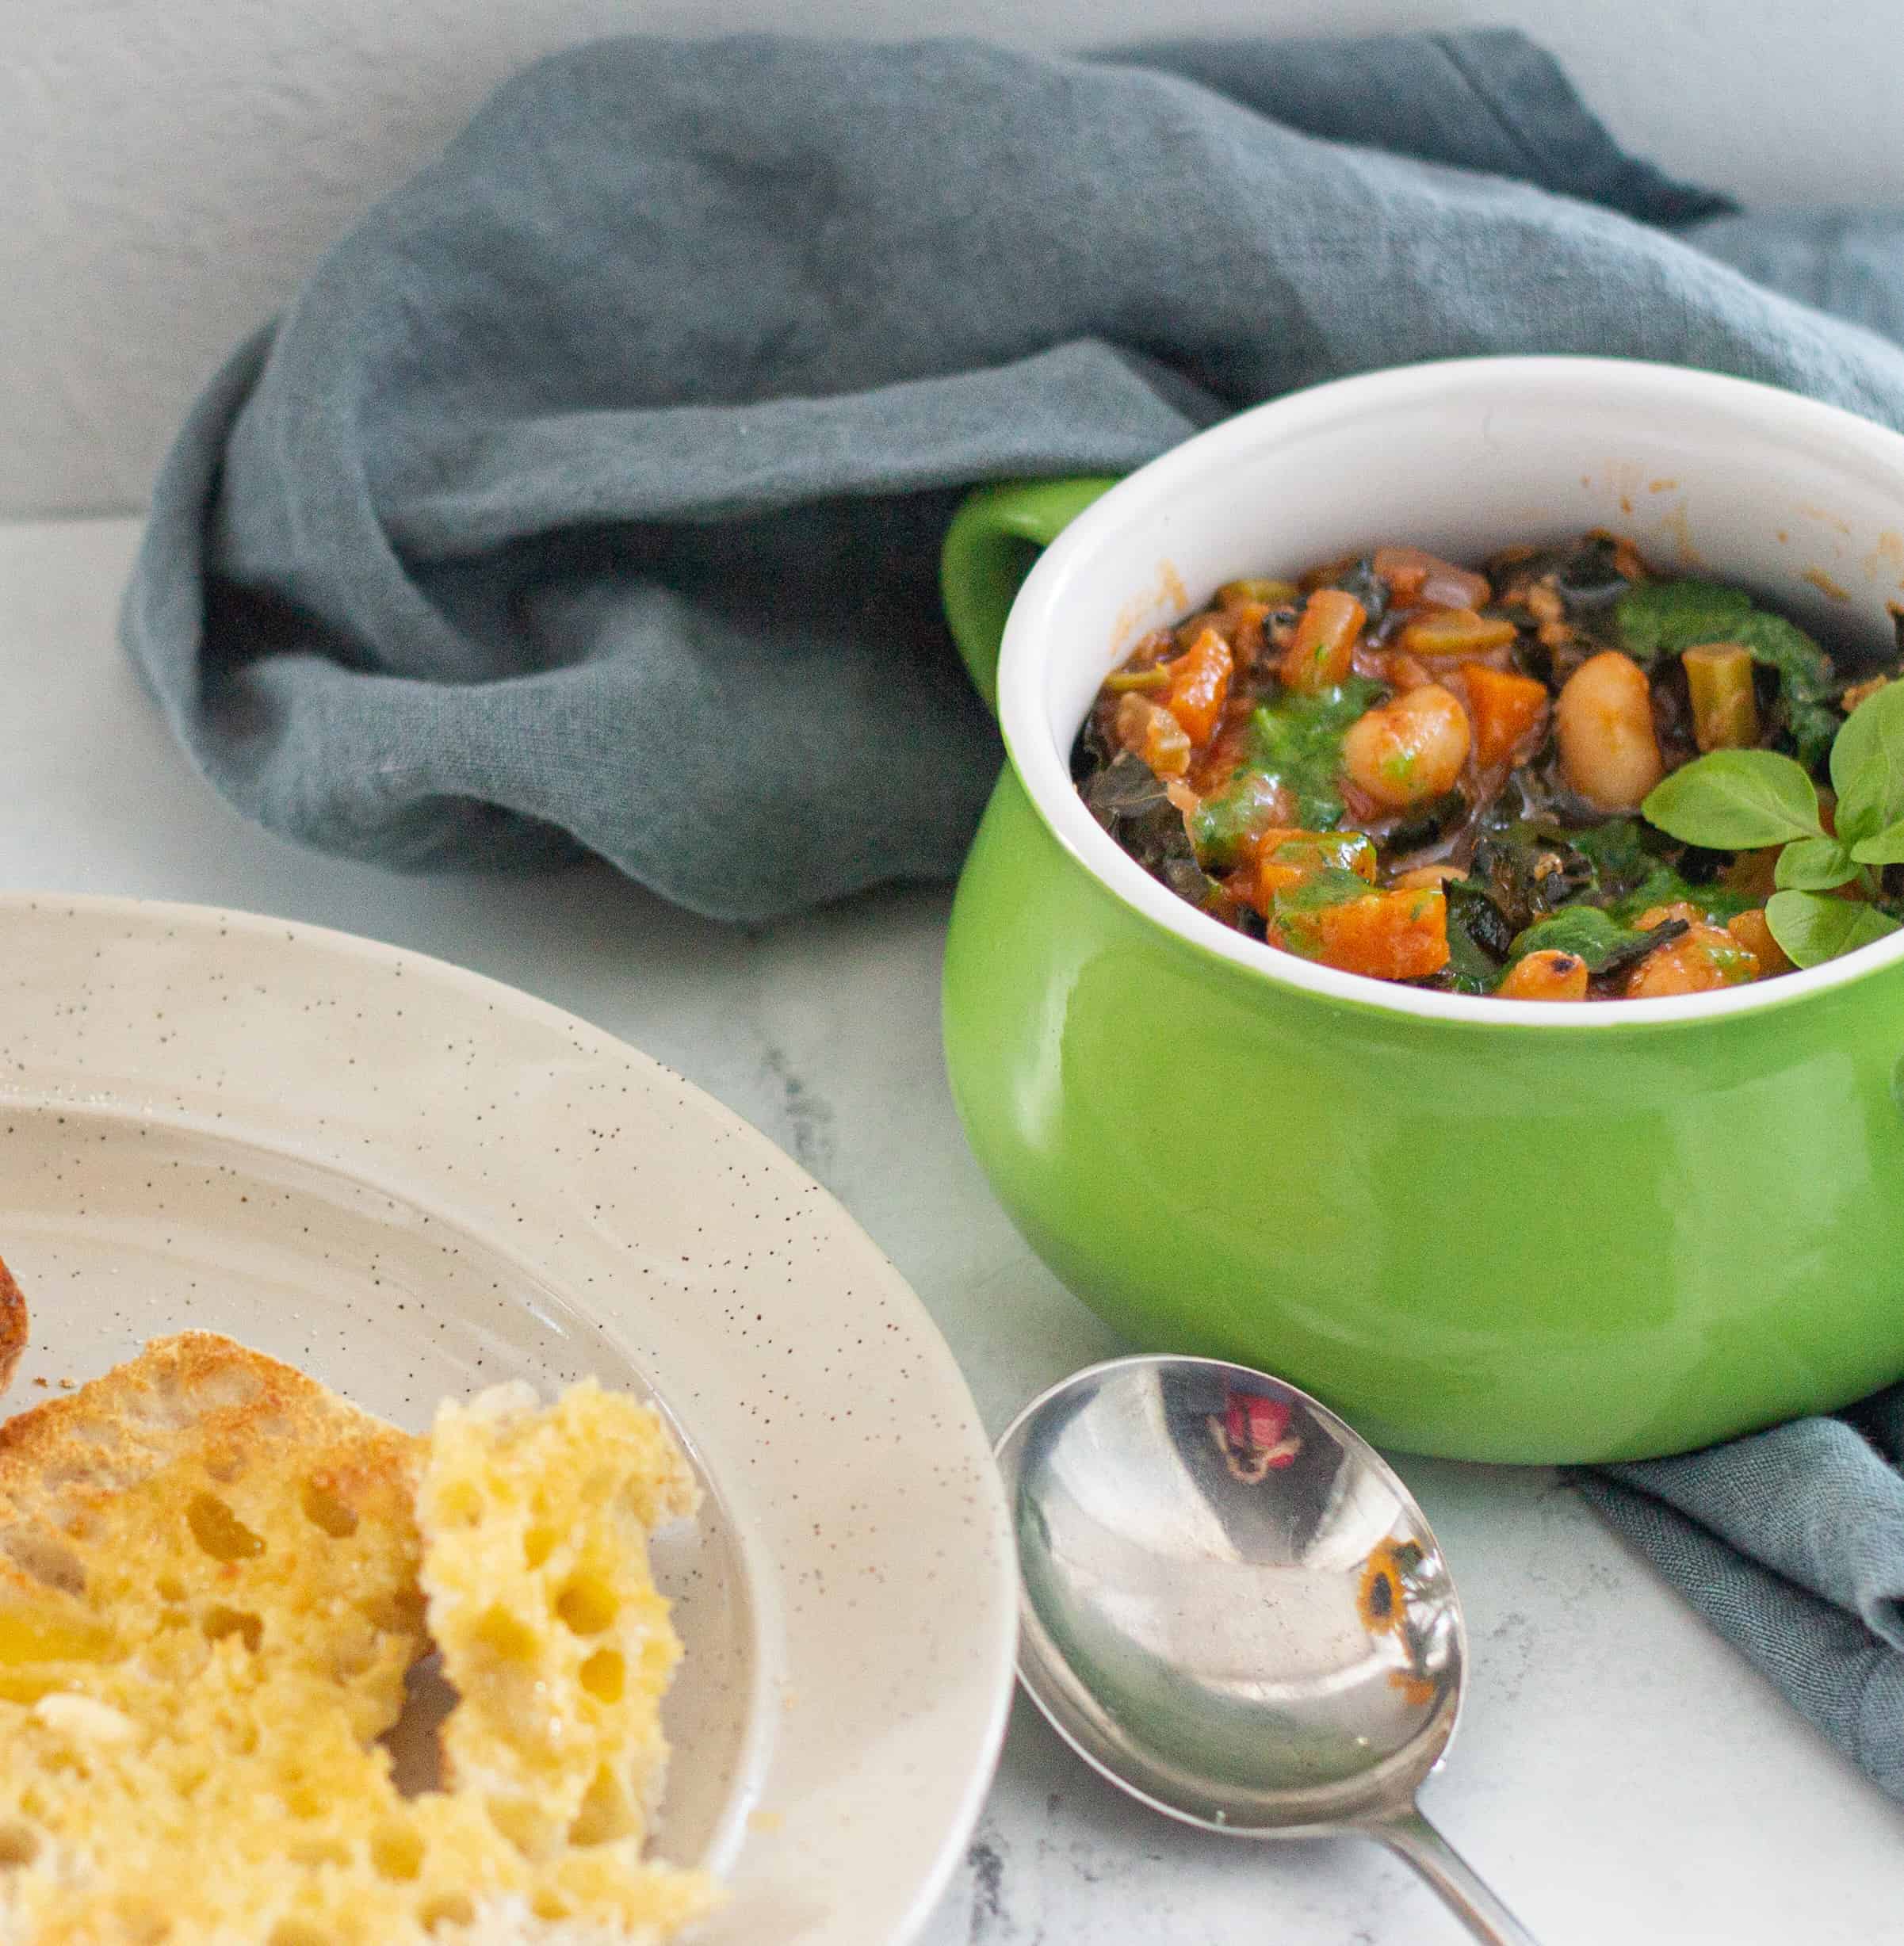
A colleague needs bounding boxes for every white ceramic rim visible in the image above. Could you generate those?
[998,355,1904,1029]
[0,892,1017,1946]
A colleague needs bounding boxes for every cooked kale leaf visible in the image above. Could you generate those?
[1616,579,1840,768]
[1508,906,1688,977]
[1080,752,1214,904]
[1438,878,1514,995]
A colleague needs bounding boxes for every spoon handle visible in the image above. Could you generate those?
[1371,1804,1541,1946]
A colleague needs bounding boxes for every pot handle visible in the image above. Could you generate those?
[940,476,1121,715]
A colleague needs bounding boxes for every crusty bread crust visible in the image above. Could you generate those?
[0,1256,26,1399]
[0,1329,415,1543]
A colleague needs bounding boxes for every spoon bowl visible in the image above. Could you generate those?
[996,1354,1538,1944]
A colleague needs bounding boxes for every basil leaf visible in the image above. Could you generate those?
[1615,579,1753,665]
[1642,749,1824,851]
[1829,679,1904,846]
[1851,817,1904,866]
[1765,891,1902,969]
[1772,835,1860,892]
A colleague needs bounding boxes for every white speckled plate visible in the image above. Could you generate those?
[0,893,1015,1944]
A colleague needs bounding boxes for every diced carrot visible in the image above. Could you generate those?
[1162,626,1234,744]
[1372,547,1491,610]
[1498,950,1589,1002]
[1249,829,1378,913]
[1271,888,1449,981]
[1396,610,1520,659]
[1280,590,1364,694]
[1727,908,1794,975]
[1223,601,1272,667]
[1462,663,1550,769]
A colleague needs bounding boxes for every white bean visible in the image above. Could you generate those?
[1555,652,1663,812]
[1341,684,1470,810]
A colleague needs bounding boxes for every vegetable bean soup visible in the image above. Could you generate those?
[1073,536,1904,1000]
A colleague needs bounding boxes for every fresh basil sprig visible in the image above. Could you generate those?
[1831,678,1904,860]
[1640,680,1904,969]
[1640,748,1823,852]
[1763,891,1901,967]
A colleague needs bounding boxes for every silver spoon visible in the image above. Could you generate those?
[995,1353,1539,1945]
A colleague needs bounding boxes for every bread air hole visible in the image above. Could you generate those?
[114,1898,172,1945]
[434,1481,482,1527]
[185,1492,265,1562]
[370,1822,425,1882]
[522,1524,558,1569]
[579,1648,625,1703]
[201,1606,262,1652]
[357,1585,426,1636]
[483,1795,545,1858]
[1,1531,86,1596]
[269,1922,331,1946]
[0,1822,41,1868]
[419,1893,474,1932]
[286,1838,349,1869]
[568,1764,636,1847]
[553,1575,617,1636]
[300,1480,359,1539]
[472,1604,538,1662]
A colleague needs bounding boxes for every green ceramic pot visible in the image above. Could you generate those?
[939,357,1904,1463]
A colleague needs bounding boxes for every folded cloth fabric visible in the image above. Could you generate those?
[124,29,1904,924]
[1578,1390,1904,1799]
[121,30,1904,1797]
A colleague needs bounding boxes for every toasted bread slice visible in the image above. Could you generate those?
[0,1330,428,1729]
[0,1255,27,1399]
[0,1336,713,1945]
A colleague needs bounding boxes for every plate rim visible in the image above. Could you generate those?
[0,889,1016,1944]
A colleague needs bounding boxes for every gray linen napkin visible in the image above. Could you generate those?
[1578,1390,1904,1797]
[121,29,1904,1794]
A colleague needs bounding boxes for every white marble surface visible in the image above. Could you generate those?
[6,514,1904,1941]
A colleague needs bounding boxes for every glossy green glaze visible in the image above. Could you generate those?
[941,477,1123,711]
[941,479,1904,1463]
